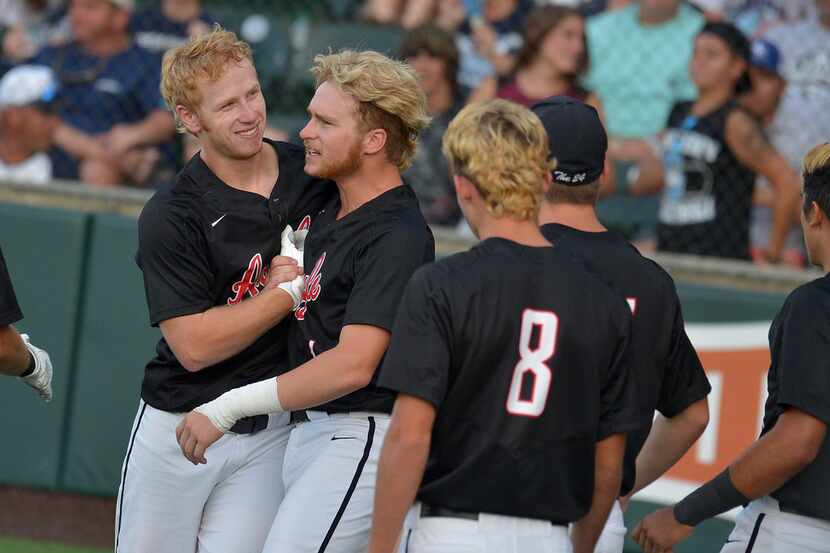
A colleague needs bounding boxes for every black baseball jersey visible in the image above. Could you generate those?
[762,274,830,522]
[136,139,335,412]
[289,184,434,414]
[0,246,23,326]
[377,238,640,522]
[542,223,711,497]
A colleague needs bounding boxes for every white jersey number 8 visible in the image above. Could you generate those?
[506,309,559,417]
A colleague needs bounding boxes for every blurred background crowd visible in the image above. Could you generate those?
[0,0,827,268]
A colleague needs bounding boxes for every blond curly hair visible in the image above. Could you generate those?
[311,50,430,171]
[442,100,555,221]
[161,26,253,133]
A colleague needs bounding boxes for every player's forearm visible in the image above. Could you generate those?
[0,325,30,376]
[571,433,626,553]
[630,400,709,497]
[276,346,378,411]
[369,417,431,553]
[729,411,824,500]
[164,288,294,371]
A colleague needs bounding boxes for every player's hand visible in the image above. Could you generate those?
[19,334,53,402]
[632,507,692,553]
[267,256,302,287]
[175,411,223,465]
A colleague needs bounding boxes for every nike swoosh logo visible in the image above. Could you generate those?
[211,214,227,227]
[331,436,357,441]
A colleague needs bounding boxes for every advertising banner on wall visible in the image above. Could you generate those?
[635,322,772,518]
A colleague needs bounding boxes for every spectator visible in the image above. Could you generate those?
[129,0,214,57]
[585,0,703,139]
[732,0,815,36]
[584,0,704,247]
[454,0,533,97]
[632,22,800,260]
[0,0,69,63]
[364,0,439,28]
[399,24,465,226]
[31,0,176,187]
[0,64,57,184]
[494,5,595,107]
[763,0,830,130]
[742,39,810,267]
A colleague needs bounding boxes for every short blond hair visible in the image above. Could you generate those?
[442,100,555,221]
[311,50,429,171]
[161,26,253,133]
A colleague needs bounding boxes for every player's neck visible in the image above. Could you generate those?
[476,217,551,247]
[162,0,201,22]
[201,141,277,198]
[79,33,130,57]
[538,202,607,233]
[335,161,402,219]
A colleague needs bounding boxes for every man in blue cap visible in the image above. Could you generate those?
[742,38,811,267]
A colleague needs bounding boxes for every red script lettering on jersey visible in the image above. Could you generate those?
[295,252,326,320]
[227,253,269,305]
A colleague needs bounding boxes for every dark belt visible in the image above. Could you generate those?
[290,410,310,424]
[229,415,268,434]
[420,503,567,526]
[421,503,479,521]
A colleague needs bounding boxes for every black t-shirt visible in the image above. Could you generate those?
[289,184,434,414]
[657,100,756,259]
[0,246,23,326]
[542,224,710,497]
[136,139,335,412]
[129,7,216,56]
[377,238,639,522]
[763,274,830,521]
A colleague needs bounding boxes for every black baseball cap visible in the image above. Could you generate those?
[530,96,607,186]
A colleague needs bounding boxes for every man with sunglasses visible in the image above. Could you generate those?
[30,0,175,187]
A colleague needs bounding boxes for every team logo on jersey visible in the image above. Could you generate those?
[227,253,269,305]
[297,214,312,231]
[295,252,326,321]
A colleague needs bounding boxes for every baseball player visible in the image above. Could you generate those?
[115,28,334,553]
[533,96,712,553]
[175,50,434,553]
[0,245,52,401]
[633,142,830,552]
[367,99,639,553]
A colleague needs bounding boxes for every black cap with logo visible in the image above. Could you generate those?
[530,96,607,186]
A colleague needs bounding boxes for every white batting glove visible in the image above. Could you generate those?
[279,225,306,265]
[278,274,306,310]
[19,334,53,402]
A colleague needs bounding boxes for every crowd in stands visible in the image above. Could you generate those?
[0,0,828,267]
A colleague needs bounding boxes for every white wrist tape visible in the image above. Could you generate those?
[195,377,283,433]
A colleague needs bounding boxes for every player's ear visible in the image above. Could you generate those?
[453,174,474,201]
[177,105,202,136]
[809,200,826,228]
[542,172,553,195]
[363,127,388,157]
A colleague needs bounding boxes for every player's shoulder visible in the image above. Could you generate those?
[138,163,208,237]
[785,275,830,313]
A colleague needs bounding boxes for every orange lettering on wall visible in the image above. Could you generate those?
[667,348,770,483]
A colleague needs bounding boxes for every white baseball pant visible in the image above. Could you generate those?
[262,411,391,553]
[591,499,626,553]
[405,502,572,553]
[720,496,830,553]
[114,400,290,553]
